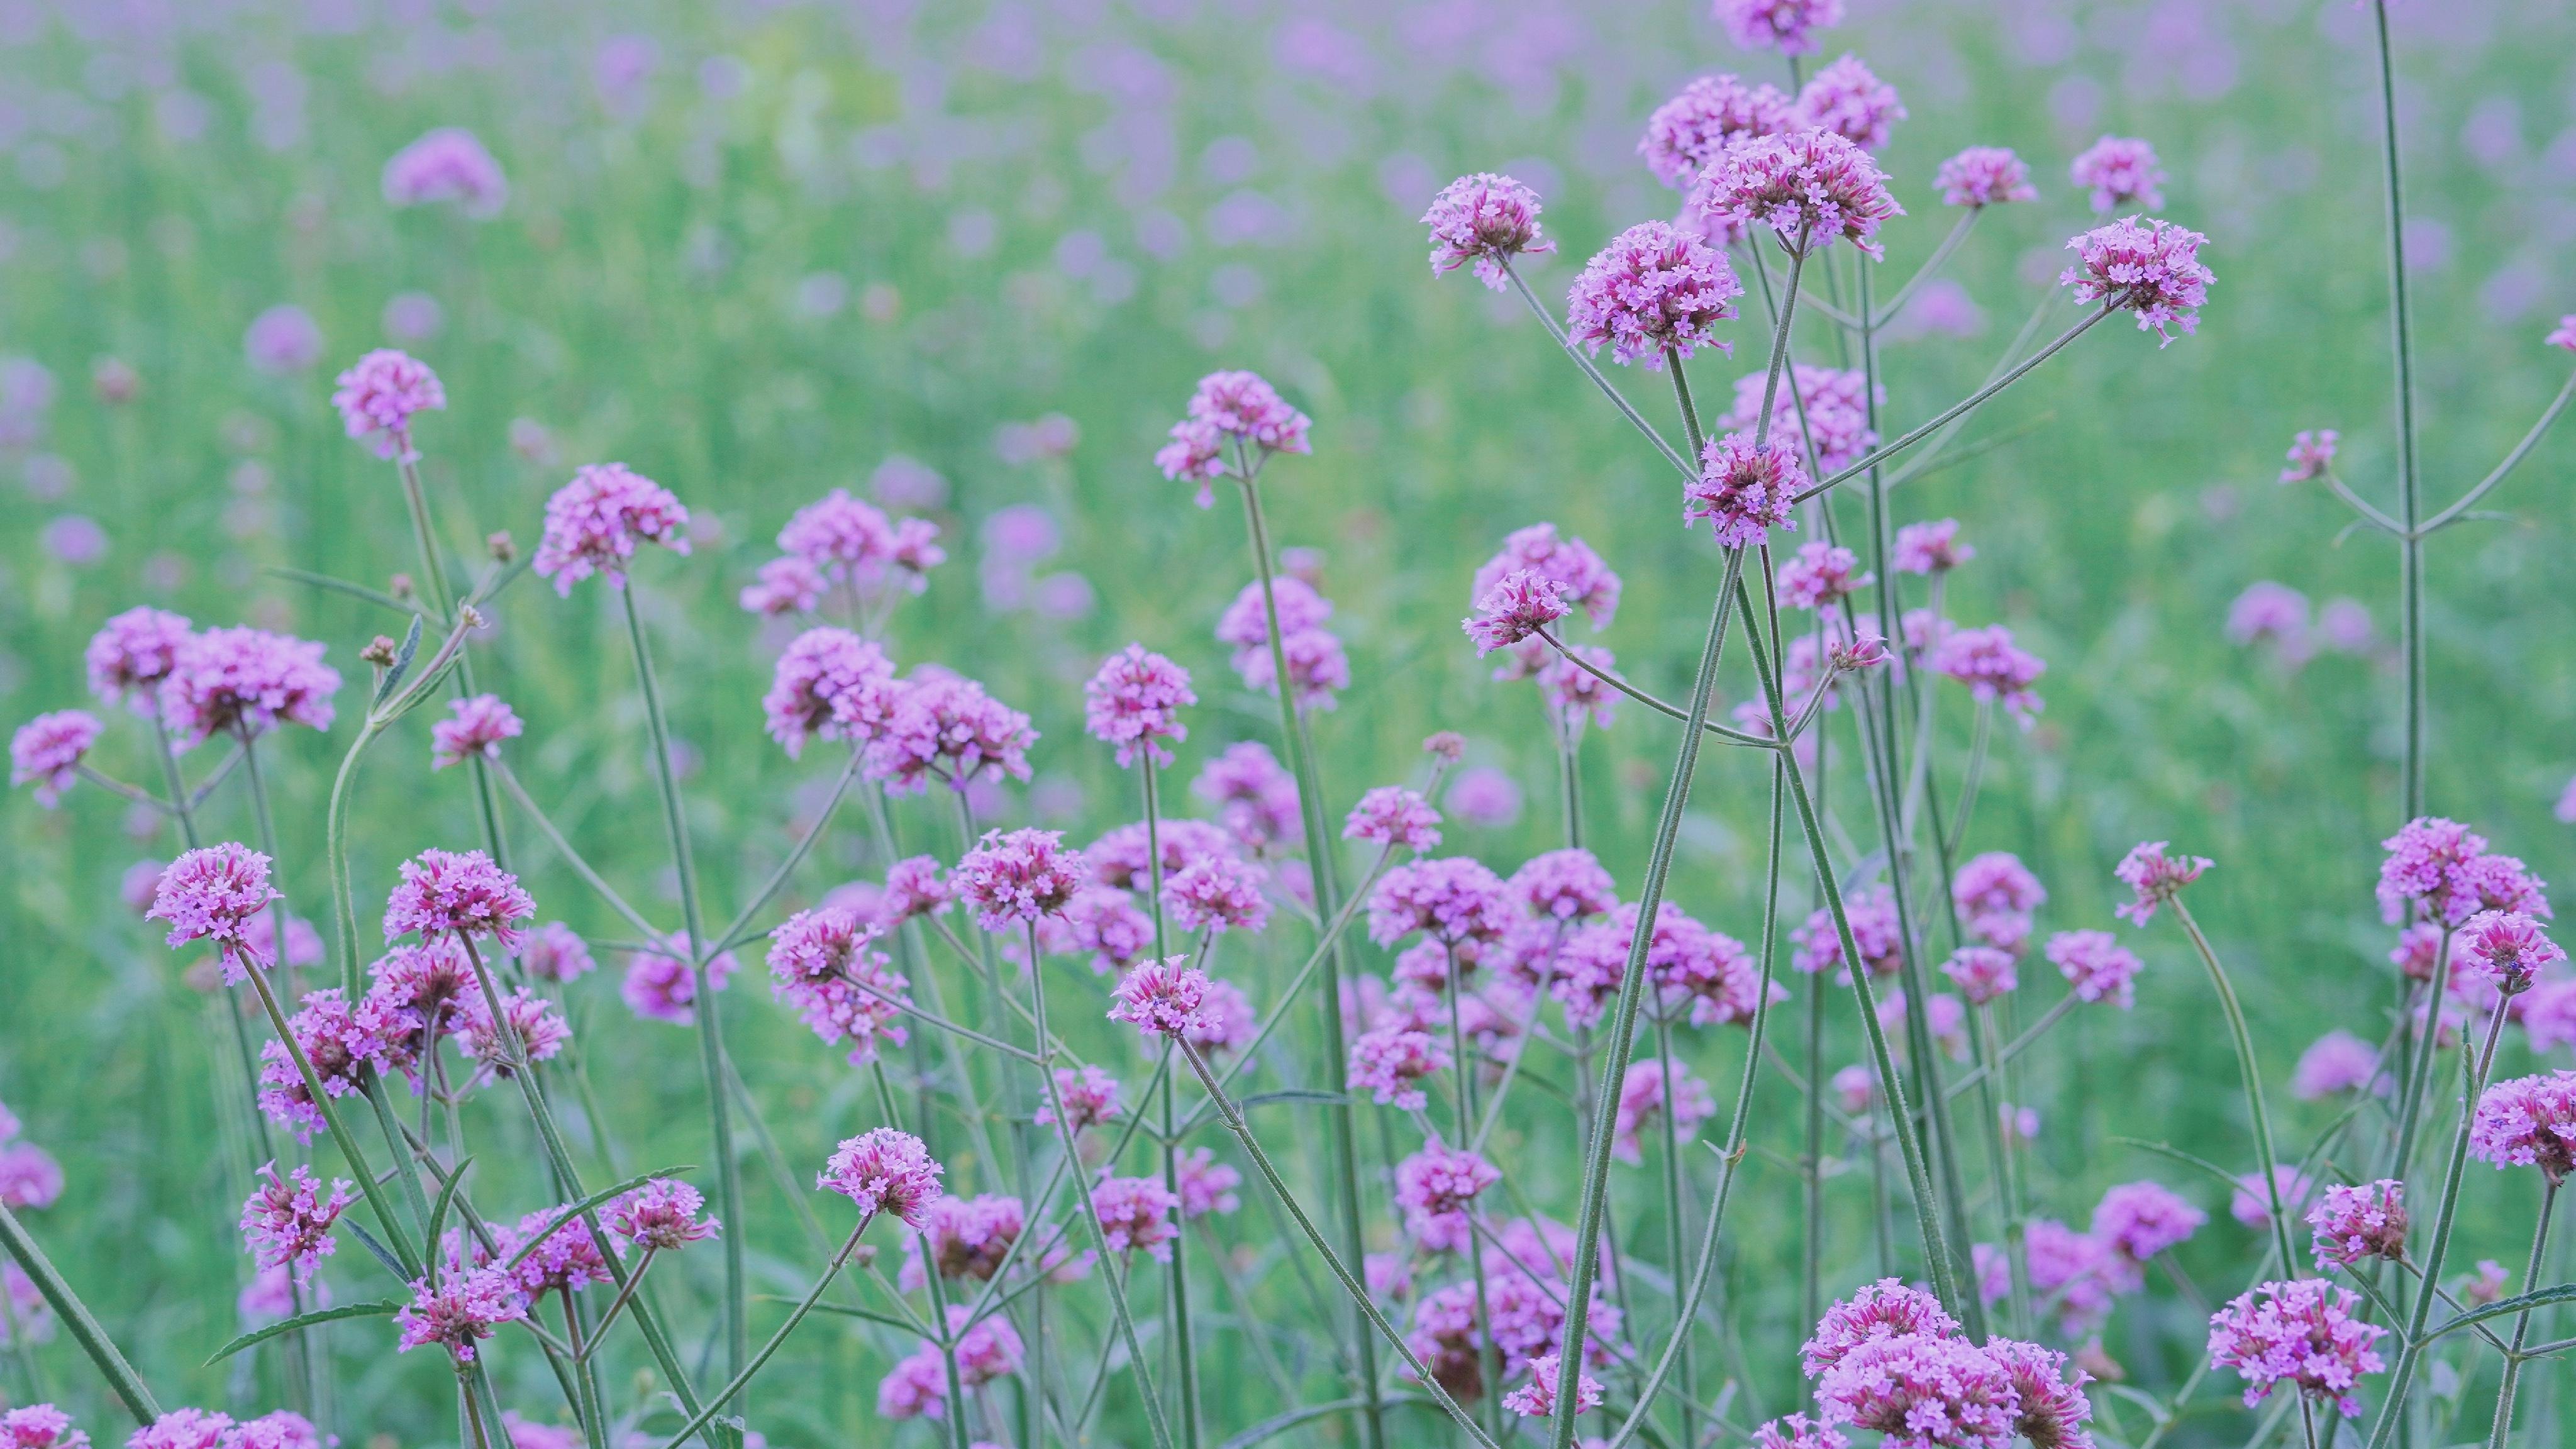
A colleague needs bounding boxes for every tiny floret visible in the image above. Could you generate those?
[2279,430,2338,484]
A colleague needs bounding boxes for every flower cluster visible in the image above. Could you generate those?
[2307,1180,2406,1268]
[818,1129,945,1226]
[863,675,1038,793]
[1794,54,1904,150]
[2060,217,2214,347]
[8,712,98,808]
[2206,1279,2387,1416]
[1155,370,1311,497]
[382,127,508,217]
[160,628,341,748]
[1686,433,1804,548]
[761,628,898,758]
[1694,129,1902,258]
[1565,221,1744,367]
[430,694,522,770]
[1641,74,1793,189]
[1936,146,2036,208]
[329,349,445,460]
[2469,1070,2576,1182]
[1082,645,1194,767]
[238,1162,353,1285]
[2069,135,2165,213]
[532,464,691,593]
[1421,173,1555,289]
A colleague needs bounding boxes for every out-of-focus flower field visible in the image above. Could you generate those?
[4,0,2576,1444]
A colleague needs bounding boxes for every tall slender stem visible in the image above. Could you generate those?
[0,1202,160,1425]
[1136,762,1199,1449]
[617,584,741,1402]
[651,1219,877,1449]
[2168,901,2298,1272]
[2485,1180,2560,1449]
[1648,1017,1696,1447]
[2364,1002,2512,1449]
[2368,0,2425,819]
[1231,470,1380,1447]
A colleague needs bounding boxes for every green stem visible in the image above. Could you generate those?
[2484,1180,2560,1448]
[1231,469,1380,1446]
[617,583,741,1394]
[652,1218,876,1449]
[2367,0,2424,819]
[0,1202,160,1424]
[1139,757,1201,1449]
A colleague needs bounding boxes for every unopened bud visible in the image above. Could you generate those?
[360,635,400,667]
[458,605,487,630]
[389,573,415,601]
[486,530,516,563]
[852,1244,878,1269]
[1831,635,1890,672]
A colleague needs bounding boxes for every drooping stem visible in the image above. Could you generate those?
[1231,469,1380,1447]
[616,583,741,1399]
[2484,1179,2561,1449]
[2367,0,2425,819]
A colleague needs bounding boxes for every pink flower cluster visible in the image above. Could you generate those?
[160,627,341,748]
[863,675,1038,794]
[8,711,98,808]
[1794,54,1905,151]
[2068,135,2165,214]
[1694,129,1902,258]
[383,848,535,949]
[1641,74,1793,189]
[1368,857,1514,947]
[762,628,899,759]
[2469,1070,2576,1182]
[2060,217,2214,347]
[2375,816,2547,926]
[2206,1279,2387,1417]
[955,828,1085,930]
[1565,221,1743,367]
[381,127,508,217]
[1345,786,1441,852]
[1421,172,1555,289]
[533,464,691,593]
[430,694,522,770]
[1715,0,1844,55]
[1687,433,1803,548]
[1935,147,2036,208]
[238,1162,353,1286]
[1214,577,1348,709]
[1394,1140,1499,1252]
[740,489,943,616]
[765,906,912,1066]
[1155,370,1311,497]
[1083,644,1194,767]
[1716,365,1879,474]
[1801,1281,2093,1448]
[606,1178,720,1252]
[818,1128,945,1226]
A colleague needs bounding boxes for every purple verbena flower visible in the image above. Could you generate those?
[127,1411,235,1449]
[1565,221,1743,367]
[1193,741,1302,853]
[1777,541,1870,609]
[382,128,508,218]
[1344,787,1441,852]
[2060,216,2214,347]
[1394,1140,1499,1252]
[2069,136,2165,214]
[1162,855,1272,935]
[244,306,323,375]
[148,844,280,977]
[1108,957,1212,1039]
[396,1267,527,1362]
[2206,1279,2387,1417]
[606,1177,719,1252]
[762,628,899,760]
[1462,569,1569,657]
[2093,1180,2206,1263]
[383,848,534,950]
[2457,909,2562,993]
[2469,1070,2576,1183]
[1369,857,1515,947]
[818,1128,944,1226]
[2280,430,2338,484]
[1641,75,1794,189]
[1511,848,1618,921]
[1613,1058,1716,1163]
[1502,1353,1603,1419]
[1686,432,1803,548]
[863,675,1038,794]
[2292,1030,2380,1099]
[954,829,1085,930]
[238,1161,352,1285]
[1936,147,2036,208]
[330,348,446,461]
[532,464,691,593]
[1092,1175,1180,1260]
[1929,625,2046,725]
[1348,1026,1451,1111]
[8,712,99,808]
[257,988,396,1139]
[430,694,521,770]
[1814,1333,2017,1446]
[1694,129,1902,258]
[1802,1278,1960,1376]
[1082,644,1194,768]
[2307,1180,2406,1269]
[1715,0,1845,55]
[1941,946,2018,1006]
[1038,1064,1122,1130]
[1422,173,1555,289]
[1752,1414,1849,1449]
[1794,55,1905,151]
[618,935,736,1026]
[160,628,340,748]
[84,607,192,714]
[1892,519,1972,575]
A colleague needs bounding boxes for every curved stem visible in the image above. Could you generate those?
[652,1218,876,1449]
[1528,626,1776,747]
[2168,901,2298,1272]
[0,1202,160,1424]
[1500,262,1696,479]
[2484,1180,2560,1448]
[2419,369,2576,535]
[1868,209,1979,328]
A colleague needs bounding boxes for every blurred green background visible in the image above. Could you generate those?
[4,0,2575,1443]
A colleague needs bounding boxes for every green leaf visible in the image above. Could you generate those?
[205,1301,401,1365]
[501,1165,694,1274]
[1236,1089,1346,1109]
[2420,1283,2576,1346]
[423,1153,474,1260]
[2109,1137,2242,1196]
[371,616,425,707]
[267,566,420,618]
[342,1218,409,1285]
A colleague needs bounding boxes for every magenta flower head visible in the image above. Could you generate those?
[2292,1030,2380,1099]
[2468,1070,2576,1183]
[1801,1277,1960,1376]
[2307,1180,2406,1269]
[1794,55,1904,151]
[1422,173,1555,289]
[2093,1180,2206,1262]
[1892,519,1972,575]
[1347,1026,1451,1110]
[1502,1353,1604,1419]
[740,555,825,616]
[2060,217,2214,347]
[2069,135,2165,214]
[1613,1058,1716,1162]
[2457,909,2562,994]
[84,606,193,714]
[1345,786,1442,852]
[606,1177,720,1252]
[384,848,535,950]
[9,712,99,808]
[1038,1063,1123,1131]
[1195,741,1302,853]
[457,989,569,1074]
[1985,1339,2094,1449]
[1092,1174,1181,1260]
[955,828,1085,930]
[0,1406,86,1449]
[1462,569,1569,656]
[1565,221,1744,368]
[1643,74,1793,191]
[761,627,899,760]
[126,1412,235,1449]
[1368,857,1514,947]
[2233,1166,2317,1228]
[1687,432,1804,548]
[430,694,521,770]
[1941,946,2018,1005]
[819,1128,944,1226]
[863,675,1038,794]
[1394,1140,1499,1252]
[329,349,445,461]
[1109,956,1213,1039]
[2549,315,2576,352]
[396,1267,528,1362]
[2207,1279,2387,1417]
[533,464,691,594]
[161,627,341,748]
[1163,855,1272,935]
[1471,524,1623,667]
[150,845,280,976]
[244,305,324,375]
[1815,1333,2017,1446]
[2112,841,2211,926]
[2280,430,2338,484]
[880,857,953,922]
[1083,645,1195,768]
[1695,129,1902,259]
[1776,542,1868,610]
[1157,370,1310,497]
[382,127,508,218]
[238,1161,353,1285]
[258,987,394,1138]
[1512,848,1618,921]
[1933,147,2037,209]
[1716,0,1844,55]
